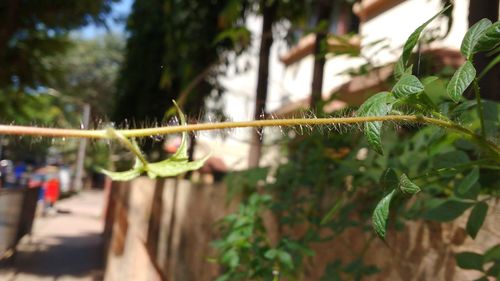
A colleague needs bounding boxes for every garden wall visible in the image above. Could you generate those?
[103,177,500,281]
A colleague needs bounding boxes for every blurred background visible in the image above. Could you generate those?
[0,0,499,280]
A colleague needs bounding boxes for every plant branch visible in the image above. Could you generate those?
[0,115,499,155]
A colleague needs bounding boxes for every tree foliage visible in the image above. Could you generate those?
[0,0,117,90]
[114,0,248,123]
[50,34,125,118]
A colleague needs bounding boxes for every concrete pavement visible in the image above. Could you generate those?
[0,190,105,281]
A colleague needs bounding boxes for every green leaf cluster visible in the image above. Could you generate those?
[447,18,499,103]
[372,170,421,239]
[356,8,500,240]
[213,193,304,281]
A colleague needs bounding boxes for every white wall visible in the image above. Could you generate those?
[198,0,476,170]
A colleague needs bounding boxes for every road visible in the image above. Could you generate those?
[0,190,105,281]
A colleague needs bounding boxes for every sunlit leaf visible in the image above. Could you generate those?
[372,189,396,239]
[100,167,143,181]
[461,19,492,59]
[100,138,147,181]
[466,202,488,239]
[392,74,424,98]
[447,61,476,103]
[474,21,500,53]
[357,92,395,155]
[146,155,210,179]
[101,101,209,181]
[144,101,209,178]
[398,174,421,195]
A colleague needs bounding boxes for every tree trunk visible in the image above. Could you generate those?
[468,0,499,101]
[248,1,278,167]
[310,0,334,109]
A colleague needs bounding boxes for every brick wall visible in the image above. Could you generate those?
[103,178,500,281]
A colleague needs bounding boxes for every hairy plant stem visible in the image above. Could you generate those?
[0,115,499,155]
[473,78,486,137]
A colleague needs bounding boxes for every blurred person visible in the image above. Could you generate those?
[45,173,60,210]
[30,165,60,215]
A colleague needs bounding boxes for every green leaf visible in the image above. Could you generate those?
[394,58,406,80]
[466,202,488,239]
[433,151,470,169]
[380,168,398,190]
[422,199,473,222]
[456,252,484,271]
[357,92,395,155]
[461,19,492,59]
[145,101,210,178]
[100,167,143,181]
[483,100,500,138]
[398,174,421,195]
[278,251,294,269]
[372,189,396,239]
[146,155,210,178]
[474,21,500,53]
[264,249,278,259]
[447,61,476,103]
[101,101,209,181]
[484,245,500,262]
[486,263,500,278]
[214,275,230,281]
[221,249,240,269]
[100,131,149,181]
[394,62,414,80]
[422,76,439,86]
[456,168,479,198]
[392,74,424,98]
[398,6,451,68]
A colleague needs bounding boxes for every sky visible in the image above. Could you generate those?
[77,0,133,39]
